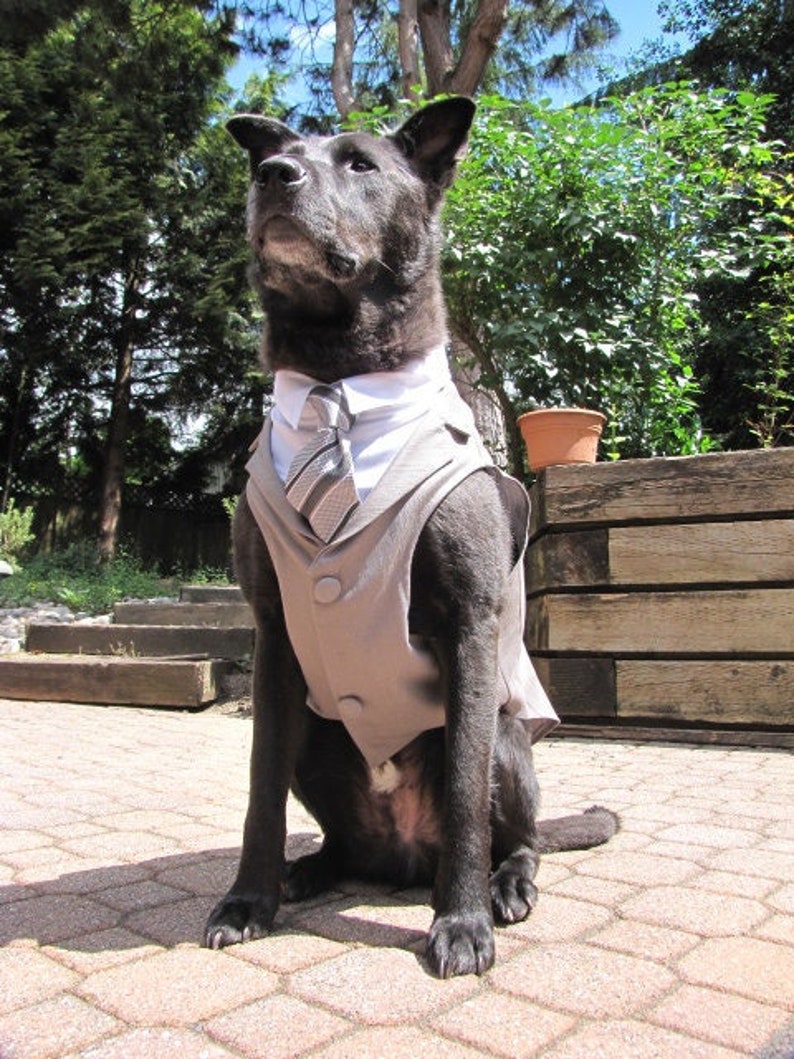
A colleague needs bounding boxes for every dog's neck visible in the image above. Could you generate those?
[258,263,448,382]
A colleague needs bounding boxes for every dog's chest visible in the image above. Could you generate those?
[363,759,442,851]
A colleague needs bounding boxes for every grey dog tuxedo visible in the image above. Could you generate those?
[246,350,559,767]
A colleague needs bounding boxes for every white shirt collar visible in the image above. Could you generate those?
[272,344,452,429]
[267,344,455,501]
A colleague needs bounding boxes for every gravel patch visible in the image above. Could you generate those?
[0,605,110,654]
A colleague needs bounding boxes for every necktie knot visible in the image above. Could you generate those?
[306,384,355,433]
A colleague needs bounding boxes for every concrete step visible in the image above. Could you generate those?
[180,584,245,604]
[113,600,253,628]
[0,654,231,708]
[25,622,253,660]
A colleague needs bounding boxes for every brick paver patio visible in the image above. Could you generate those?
[1,699,792,1058]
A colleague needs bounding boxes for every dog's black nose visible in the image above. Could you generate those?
[256,156,307,188]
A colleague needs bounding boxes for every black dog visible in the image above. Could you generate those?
[205,97,617,977]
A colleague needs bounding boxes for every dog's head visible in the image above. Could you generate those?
[226,98,475,377]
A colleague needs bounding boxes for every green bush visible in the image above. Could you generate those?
[0,544,177,613]
[0,499,36,569]
[743,162,794,447]
[443,85,783,469]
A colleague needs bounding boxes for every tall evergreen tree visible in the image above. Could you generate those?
[0,0,251,559]
[657,0,794,448]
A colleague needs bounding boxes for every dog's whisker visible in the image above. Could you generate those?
[374,258,397,277]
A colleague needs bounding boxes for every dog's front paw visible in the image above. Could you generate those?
[426,911,495,978]
[490,862,538,925]
[204,892,276,949]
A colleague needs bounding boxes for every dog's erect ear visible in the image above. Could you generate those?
[226,115,302,177]
[391,97,476,194]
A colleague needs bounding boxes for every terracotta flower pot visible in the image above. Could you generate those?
[517,407,606,472]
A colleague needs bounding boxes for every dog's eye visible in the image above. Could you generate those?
[347,154,377,173]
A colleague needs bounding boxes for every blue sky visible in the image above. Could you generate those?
[550,0,681,104]
[229,1,680,107]
[603,0,671,55]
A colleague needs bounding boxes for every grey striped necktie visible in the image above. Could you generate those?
[285,384,360,541]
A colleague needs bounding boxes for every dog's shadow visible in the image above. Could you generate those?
[2,832,431,956]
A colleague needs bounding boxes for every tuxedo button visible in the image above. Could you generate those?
[338,695,363,714]
[314,576,342,603]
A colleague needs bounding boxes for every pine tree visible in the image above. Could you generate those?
[0,0,249,559]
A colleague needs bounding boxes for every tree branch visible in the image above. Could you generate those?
[449,0,509,96]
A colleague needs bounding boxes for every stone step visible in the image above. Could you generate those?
[179,584,245,604]
[25,622,253,660]
[113,600,254,628]
[0,654,231,708]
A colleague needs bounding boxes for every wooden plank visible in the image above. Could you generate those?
[526,588,794,655]
[530,448,794,535]
[617,660,794,727]
[526,529,609,592]
[113,601,253,628]
[528,520,794,591]
[609,520,794,586]
[0,655,229,707]
[552,723,794,750]
[530,656,616,718]
[180,584,244,603]
[25,623,253,659]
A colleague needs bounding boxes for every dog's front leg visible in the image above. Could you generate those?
[420,477,506,978]
[427,614,499,977]
[205,497,307,949]
[205,616,306,948]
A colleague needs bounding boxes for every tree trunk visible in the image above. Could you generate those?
[449,335,518,473]
[398,0,420,99]
[2,361,31,514]
[97,260,141,564]
[449,330,525,478]
[418,0,455,96]
[332,0,359,119]
[331,0,510,114]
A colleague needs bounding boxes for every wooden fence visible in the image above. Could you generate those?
[25,488,232,574]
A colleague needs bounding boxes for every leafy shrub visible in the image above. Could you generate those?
[743,162,794,447]
[443,85,782,469]
[0,544,177,613]
[0,499,36,570]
